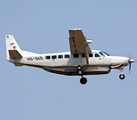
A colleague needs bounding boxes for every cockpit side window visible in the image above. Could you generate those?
[99,52,105,57]
[103,51,110,56]
[95,53,100,57]
[99,51,110,57]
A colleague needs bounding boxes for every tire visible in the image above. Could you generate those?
[119,74,125,80]
[80,77,87,84]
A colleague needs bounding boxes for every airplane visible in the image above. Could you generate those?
[5,29,134,84]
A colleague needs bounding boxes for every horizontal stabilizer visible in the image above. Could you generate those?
[14,63,23,66]
[9,50,22,58]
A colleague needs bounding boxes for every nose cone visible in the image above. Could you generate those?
[129,59,134,63]
[110,56,129,65]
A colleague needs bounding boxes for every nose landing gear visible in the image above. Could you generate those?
[119,69,125,80]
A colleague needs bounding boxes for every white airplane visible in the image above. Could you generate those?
[6,29,134,84]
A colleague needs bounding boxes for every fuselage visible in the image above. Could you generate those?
[8,50,130,76]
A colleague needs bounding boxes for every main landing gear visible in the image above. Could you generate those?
[119,69,125,80]
[80,76,87,84]
[77,66,87,84]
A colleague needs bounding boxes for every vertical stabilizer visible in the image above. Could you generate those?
[5,35,22,59]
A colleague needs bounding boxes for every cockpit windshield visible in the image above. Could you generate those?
[99,51,110,57]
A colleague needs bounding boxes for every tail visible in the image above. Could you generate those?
[5,35,22,60]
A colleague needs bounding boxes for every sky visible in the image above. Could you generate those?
[0,0,137,120]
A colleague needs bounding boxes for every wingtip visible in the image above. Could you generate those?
[69,28,81,31]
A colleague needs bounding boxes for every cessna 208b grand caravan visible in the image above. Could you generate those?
[6,29,134,84]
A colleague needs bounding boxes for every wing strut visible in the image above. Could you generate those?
[72,37,78,53]
[84,46,89,64]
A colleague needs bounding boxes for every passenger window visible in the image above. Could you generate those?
[45,56,50,59]
[52,55,57,59]
[95,53,100,57]
[65,54,70,58]
[89,54,93,57]
[58,55,63,59]
[82,54,85,57]
[73,54,79,58]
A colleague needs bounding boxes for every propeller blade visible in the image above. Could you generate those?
[129,63,131,74]
[128,53,134,74]
[128,57,134,74]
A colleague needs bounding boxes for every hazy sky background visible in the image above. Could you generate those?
[0,0,137,120]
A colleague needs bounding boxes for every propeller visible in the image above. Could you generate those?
[128,55,134,74]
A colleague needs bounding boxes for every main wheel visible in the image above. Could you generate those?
[77,69,83,75]
[80,77,87,84]
[119,74,125,80]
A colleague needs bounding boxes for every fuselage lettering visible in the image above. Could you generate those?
[27,56,43,61]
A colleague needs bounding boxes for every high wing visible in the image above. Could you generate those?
[69,29,92,55]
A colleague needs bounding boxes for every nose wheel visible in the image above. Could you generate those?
[119,74,125,80]
[119,69,125,80]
